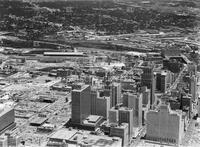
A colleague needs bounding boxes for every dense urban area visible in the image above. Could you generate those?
[0,0,200,147]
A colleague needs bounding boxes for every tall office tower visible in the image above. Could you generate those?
[0,106,15,134]
[104,81,111,97]
[146,100,184,145]
[110,83,122,108]
[118,107,133,139]
[156,71,168,93]
[109,107,119,124]
[180,94,193,119]
[141,65,156,107]
[110,123,129,147]
[91,88,97,115]
[133,93,142,128]
[96,96,110,119]
[122,93,129,107]
[123,92,142,128]
[141,86,150,108]
[190,75,197,101]
[71,84,91,125]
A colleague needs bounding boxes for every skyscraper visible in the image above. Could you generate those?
[110,83,122,107]
[123,92,142,128]
[96,96,110,119]
[156,71,168,93]
[141,65,156,107]
[190,75,197,101]
[146,100,184,145]
[71,84,91,125]
[109,107,119,124]
[118,107,133,140]
[91,88,97,115]
[141,86,150,108]
[110,123,129,147]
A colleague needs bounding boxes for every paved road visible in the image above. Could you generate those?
[166,65,187,94]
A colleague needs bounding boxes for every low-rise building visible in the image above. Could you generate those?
[47,128,122,147]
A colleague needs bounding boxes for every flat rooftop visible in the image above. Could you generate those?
[50,129,77,140]
[49,128,122,146]
[87,115,101,123]
[118,107,133,111]
[69,132,122,147]
[30,116,47,125]
[114,123,129,129]
[72,84,89,92]
[83,115,103,126]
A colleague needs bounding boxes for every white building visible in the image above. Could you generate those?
[146,102,184,145]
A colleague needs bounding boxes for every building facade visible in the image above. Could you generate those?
[71,85,91,124]
[146,102,184,145]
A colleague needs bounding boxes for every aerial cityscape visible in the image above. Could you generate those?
[0,0,200,147]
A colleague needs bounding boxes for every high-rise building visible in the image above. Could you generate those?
[141,65,156,107]
[122,93,129,107]
[133,93,142,128]
[71,84,91,125]
[156,71,169,93]
[104,80,111,97]
[123,92,142,128]
[118,107,133,139]
[180,94,193,119]
[109,107,119,124]
[96,96,110,119]
[110,123,129,147]
[91,89,97,115]
[146,101,184,145]
[190,75,197,101]
[110,83,122,107]
[141,86,150,108]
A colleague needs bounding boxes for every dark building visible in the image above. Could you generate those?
[110,83,122,108]
[71,84,91,125]
[141,65,156,107]
[118,107,133,141]
[91,89,98,115]
[156,71,169,93]
[163,59,183,73]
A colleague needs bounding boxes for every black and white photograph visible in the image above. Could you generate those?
[0,0,200,146]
